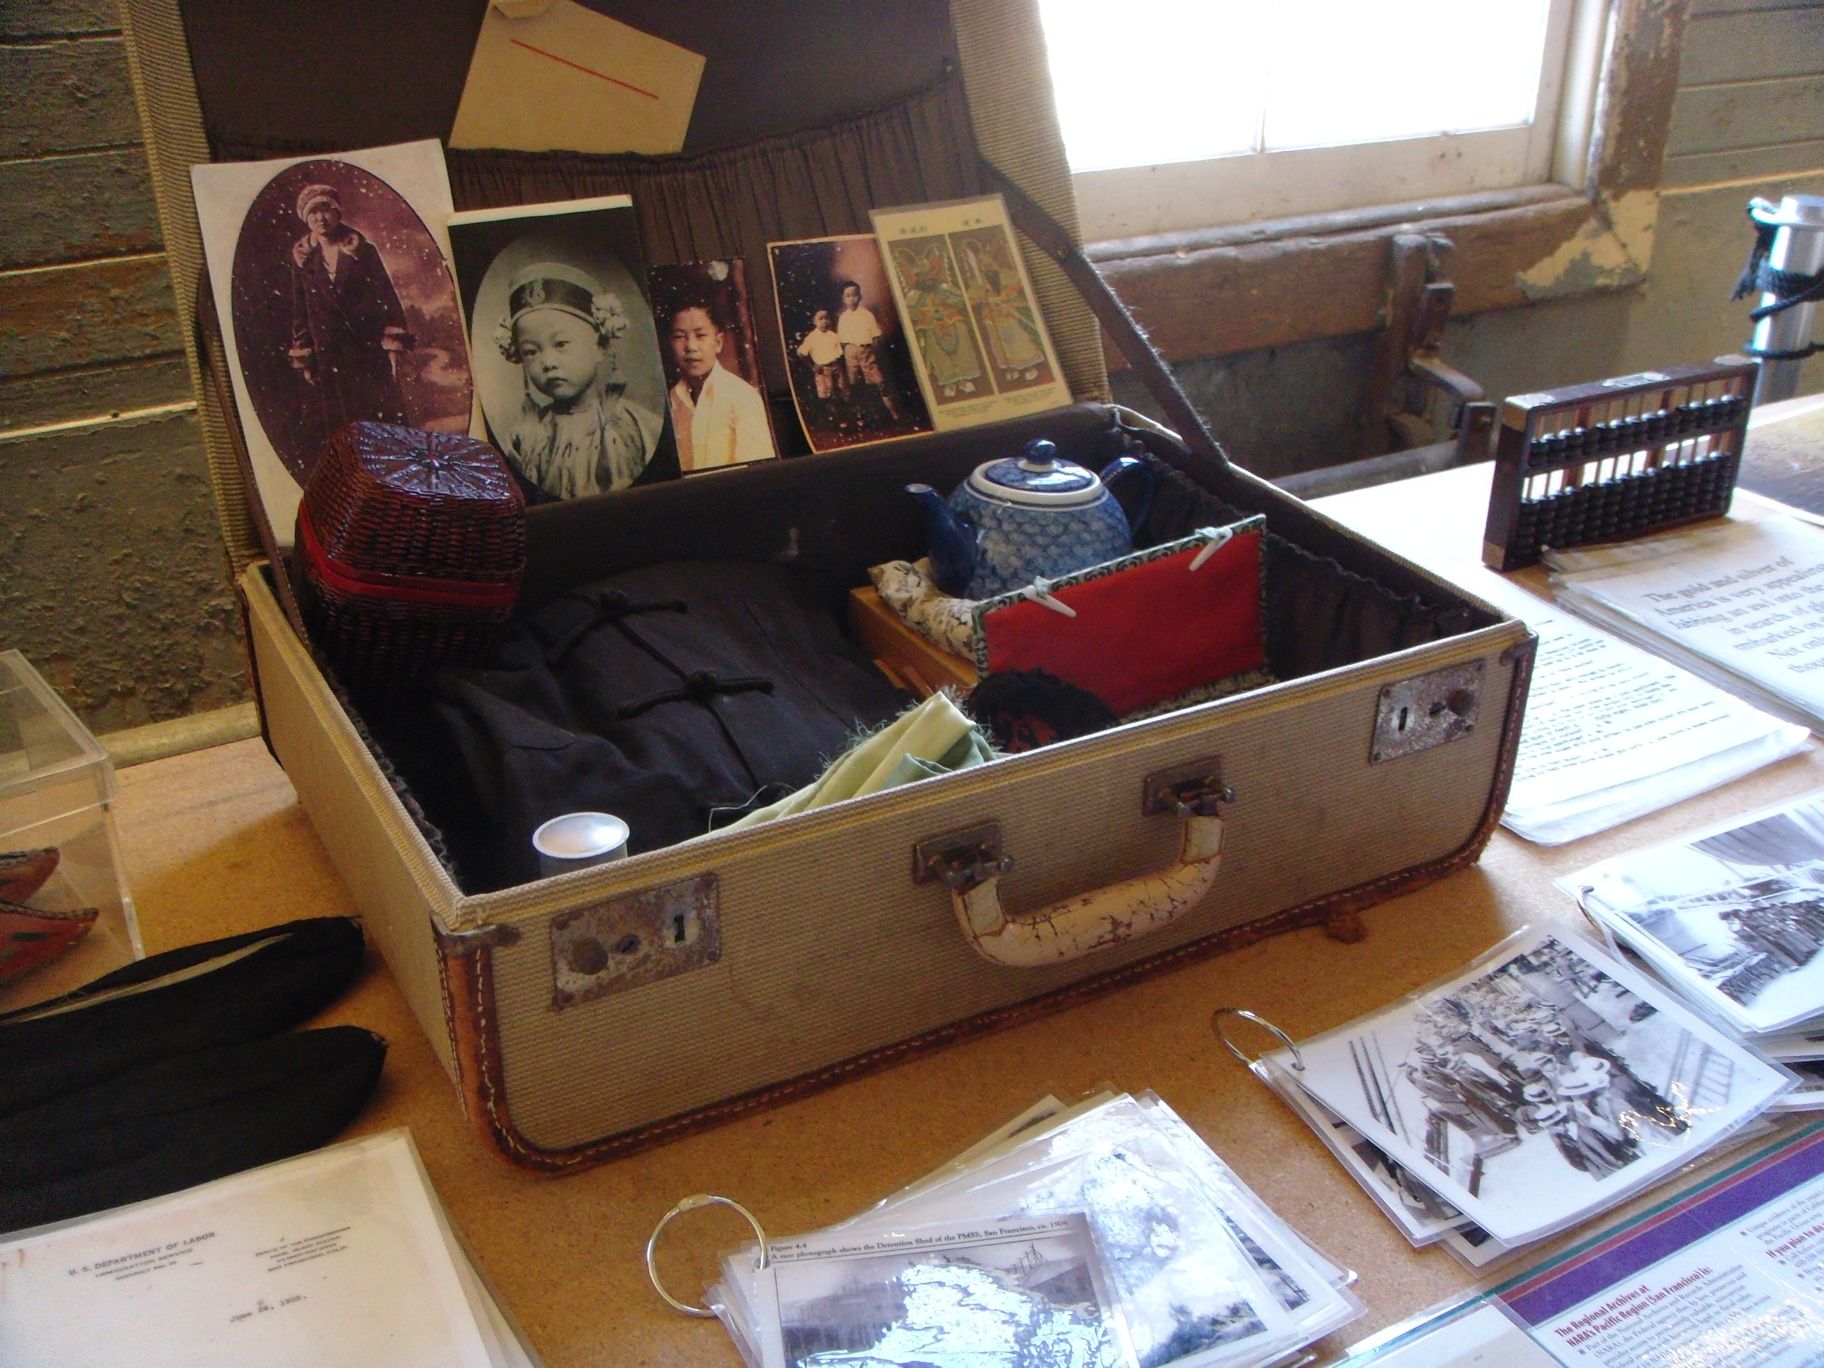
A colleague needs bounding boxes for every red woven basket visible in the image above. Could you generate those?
[292,422,526,700]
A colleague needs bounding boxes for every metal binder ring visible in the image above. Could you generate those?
[1572,885,1607,939]
[1211,1007,1305,1071]
[645,1193,769,1318]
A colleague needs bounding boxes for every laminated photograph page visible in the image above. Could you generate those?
[712,1090,1359,1368]
[750,1212,1136,1368]
[1567,789,1824,1038]
[871,195,1071,432]
[1261,928,1792,1247]
[192,140,475,548]
[862,1121,1308,1366]
[828,1090,1357,1368]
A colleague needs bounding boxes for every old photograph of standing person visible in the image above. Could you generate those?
[647,260,778,473]
[448,195,675,503]
[871,195,1070,432]
[193,140,475,545]
[1266,929,1791,1246]
[769,234,931,453]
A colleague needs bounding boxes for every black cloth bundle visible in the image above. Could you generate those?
[0,917,380,1233]
[390,560,912,890]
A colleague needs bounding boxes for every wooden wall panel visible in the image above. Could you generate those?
[0,0,242,730]
[1668,74,1824,157]
[0,37,141,158]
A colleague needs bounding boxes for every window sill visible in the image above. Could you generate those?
[1087,181,1660,368]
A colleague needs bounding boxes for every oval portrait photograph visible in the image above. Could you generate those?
[448,195,671,503]
[229,157,473,483]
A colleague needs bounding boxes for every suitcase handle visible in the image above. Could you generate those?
[916,770,1230,968]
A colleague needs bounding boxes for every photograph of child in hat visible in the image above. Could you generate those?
[448,195,673,502]
[769,234,930,453]
[648,260,777,473]
[217,152,474,490]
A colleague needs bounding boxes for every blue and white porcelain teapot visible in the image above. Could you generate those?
[907,439,1155,599]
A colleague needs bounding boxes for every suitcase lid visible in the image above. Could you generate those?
[121,0,1105,576]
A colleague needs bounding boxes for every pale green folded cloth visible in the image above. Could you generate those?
[726,692,994,830]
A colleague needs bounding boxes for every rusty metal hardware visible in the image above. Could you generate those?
[1141,758,1235,819]
[1361,233,1497,464]
[1370,661,1483,764]
[914,824,1013,893]
[547,873,721,1010]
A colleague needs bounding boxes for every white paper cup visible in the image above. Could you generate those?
[532,812,630,877]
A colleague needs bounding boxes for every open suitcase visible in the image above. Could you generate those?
[125,0,1535,1170]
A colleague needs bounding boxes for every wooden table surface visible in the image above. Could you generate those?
[99,461,1823,1365]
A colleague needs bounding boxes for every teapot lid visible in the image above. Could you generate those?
[966,439,1102,508]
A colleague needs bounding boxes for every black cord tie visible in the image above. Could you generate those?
[1734,202,1824,361]
[546,590,690,666]
[616,670,775,719]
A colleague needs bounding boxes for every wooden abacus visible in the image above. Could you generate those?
[1480,357,1756,572]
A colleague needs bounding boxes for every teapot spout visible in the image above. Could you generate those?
[905,483,976,598]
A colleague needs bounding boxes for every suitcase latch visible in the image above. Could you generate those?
[1371,661,1483,763]
[548,873,721,1011]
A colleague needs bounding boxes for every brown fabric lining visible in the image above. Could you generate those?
[1140,458,1477,681]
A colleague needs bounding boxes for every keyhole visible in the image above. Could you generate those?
[671,913,688,945]
[1396,705,1410,733]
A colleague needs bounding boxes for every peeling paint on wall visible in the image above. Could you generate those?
[1516,191,1658,301]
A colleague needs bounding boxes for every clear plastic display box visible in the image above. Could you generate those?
[0,649,141,1010]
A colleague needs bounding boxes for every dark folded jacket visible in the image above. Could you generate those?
[394,560,911,889]
[0,917,365,1117]
[0,1025,386,1233]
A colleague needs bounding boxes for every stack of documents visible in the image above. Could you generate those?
[1471,575,1807,845]
[1253,928,1795,1270]
[709,1090,1362,1368]
[0,1129,534,1367]
[1567,789,1824,1107]
[1546,514,1824,735]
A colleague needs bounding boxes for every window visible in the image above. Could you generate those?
[1038,0,1591,240]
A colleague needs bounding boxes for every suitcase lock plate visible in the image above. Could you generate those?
[548,873,720,1010]
[1371,661,1483,763]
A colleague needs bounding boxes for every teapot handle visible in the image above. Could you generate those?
[1099,455,1156,536]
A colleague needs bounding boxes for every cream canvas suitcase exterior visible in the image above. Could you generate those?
[127,0,1534,1170]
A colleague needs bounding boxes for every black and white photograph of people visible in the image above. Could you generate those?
[1576,790,1824,1037]
[1277,931,1790,1245]
[447,194,674,502]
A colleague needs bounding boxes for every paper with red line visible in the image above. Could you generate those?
[451,1,703,155]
